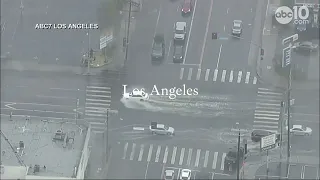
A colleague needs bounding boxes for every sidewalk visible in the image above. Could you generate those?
[103,1,138,72]
[243,154,320,179]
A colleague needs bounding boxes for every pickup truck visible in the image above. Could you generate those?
[149,122,175,135]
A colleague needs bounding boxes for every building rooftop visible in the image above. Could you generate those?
[1,117,86,178]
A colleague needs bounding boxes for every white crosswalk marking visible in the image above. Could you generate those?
[195,149,201,167]
[212,152,218,170]
[229,70,234,82]
[85,85,112,132]
[163,146,168,164]
[187,68,193,80]
[180,67,184,80]
[179,148,185,165]
[245,72,250,84]
[179,67,258,85]
[147,144,153,162]
[205,69,210,81]
[155,146,161,162]
[130,143,136,160]
[171,147,177,164]
[236,71,242,83]
[196,69,201,80]
[120,142,230,171]
[220,153,226,171]
[204,150,209,168]
[213,69,218,81]
[123,142,128,159]
[221,70,226,82]
[138,144,144,161]
[187,148,192,166]
[253,87,283,133]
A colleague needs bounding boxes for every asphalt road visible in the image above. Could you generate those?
[1,70,87,119]
[1,0,100,66]
[199,0,257,70]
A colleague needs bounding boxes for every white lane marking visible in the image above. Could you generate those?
[86,94,111,98]
[1,101,74,108]
[254,113,280,117]
[212,152,218,169]
[147,144,153,162]
[180,67,184,80]
[224,25,226,31]
[171,146,177,164]
[87,86,111,90]
[227,8,229,14]
[187,68,193,80]
[204,150,209,168]
[130,143,136,160]
[153,4,162,37]
[186,148,192,166]
[254,116,279,121]
[255,110,280,114]
[237,71,242,83]
[167,40,172,60]
[253,124,279,129]
[0,108,75,115]
[216,44,223,69]
[257,91,282,96]
[85,110,110,114]
[253,77,257,84]
[254,121,278,124]
[221,70,226,82]
[220,153,226,170]
[86,90,111,94]
[196,69,201,80]
[179,148,185,165]
[50,87,83,91]
[245,72,250,84]
[133,127,145,131]
[205,69,210,81]
[163,146,168,164]
[155,146,161,162]
[256,99,280,103]
[86,102,110,106]
[36,95,76,100]
[194,149,201,167]
[213,69,218,81]
[256,102,281,106]
[122,142,128,159]
[86,99,111,103]
[229,70,234,82]
[183,0,198,64]
[199,0,214,69]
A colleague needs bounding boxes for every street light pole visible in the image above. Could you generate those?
[236,122,241,180]
[124,0,132,66]
[87,30,91,74]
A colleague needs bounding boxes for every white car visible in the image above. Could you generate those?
[164,169,174,180]
[149,122,175,135]
[174,22,187,41]
[232,20,242,36]
[123,90,149,101]
[288,125,312,136]
[180,169,191,180]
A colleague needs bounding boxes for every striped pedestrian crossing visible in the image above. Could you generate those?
[119,142,229,172]
[179,67,258,85]
[253,87,284,133]
[85,85,112,133]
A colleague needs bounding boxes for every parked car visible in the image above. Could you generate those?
[174,22,187,42]
[151,34,165,60]
[149,122,175,135]
[251,129,280,142]
[287,125,312,136]
[231,20,242,37]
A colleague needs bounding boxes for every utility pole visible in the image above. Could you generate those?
[124,0,132,66]
[86,30,91,74]
[105,109,109,158]
[279,101,285,176]
[286,65,292,175]
[236,122,240,180]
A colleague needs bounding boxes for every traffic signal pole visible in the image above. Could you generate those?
[286,65,292,175]
[124,1,132,66]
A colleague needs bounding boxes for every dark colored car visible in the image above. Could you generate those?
[151,34,165,60]
[224,146,244,171]
[293,41,318,53]
[181,0,193,15]
[173,45,184,63]
[251,130,280,143]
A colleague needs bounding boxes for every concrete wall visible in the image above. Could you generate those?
[76,125,91,179]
